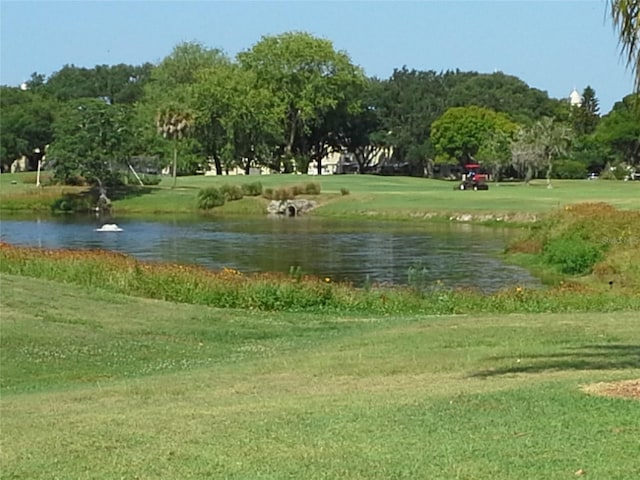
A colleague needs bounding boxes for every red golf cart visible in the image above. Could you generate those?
[456,164,489,191]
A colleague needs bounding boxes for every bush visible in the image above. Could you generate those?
[138,174,162,186]
[197,187,226,210]
[50,194,92,213]
[600,163,626,180]
[262,183,320,200]
[542,234,603,275]
[220,184,244,201]
[340,187,350,196]
[273,188,295,201]
[304,182,321,195]
[553,159,587,179]
[241,182,263,196]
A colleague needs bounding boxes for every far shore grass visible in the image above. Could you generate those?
[1,274,639,479]
[1,171,639,220]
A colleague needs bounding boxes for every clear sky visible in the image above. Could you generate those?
[0,0,634,114]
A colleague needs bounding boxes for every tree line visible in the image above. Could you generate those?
[1,31,639,187]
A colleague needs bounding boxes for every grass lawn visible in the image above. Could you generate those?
[2,172,639,218]
[1,274,638,479]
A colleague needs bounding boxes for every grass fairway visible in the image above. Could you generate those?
[2,172,639,218]
[2,274,639,479]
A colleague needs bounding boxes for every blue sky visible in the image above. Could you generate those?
[0,0,633,114]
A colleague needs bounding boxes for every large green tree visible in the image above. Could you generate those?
[510,117,574,186]
[431,106,519,167]
[45,63,153,104]
[141,42,230,175]
[237,31,365,172]
[571,86,600,135]
[194,64,282,175]
[447,71,559,123]
[594,93,640,166]
[336,78,390,174]
[47,99,135,186]
[0,86,56,172]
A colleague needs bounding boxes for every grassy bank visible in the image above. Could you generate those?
[2,172,639,219]
[2,240,639,315]
[1,274,639,479]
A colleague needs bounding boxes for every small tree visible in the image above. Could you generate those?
[155,107,193,188]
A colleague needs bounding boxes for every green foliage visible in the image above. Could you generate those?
[447,71,560,123]
[340,187,350,195]
[261,182,319,200]
[197,186,226,210]
[553,159,588,179]
[431,105,519,165]
[593,94,640,166]
[240,181,263,196]
[238,31,366,169]
[50,193,92,213]
[271,187,295,201]
[2,241,639,316]
[136,173,162,186]
[571,85,600,135]
[0,86,56,172]
[509,203,640,289]
[44,63,154,104]
[600,161,633,180]
[48,99,135,186]
[542,234,603,274]
[303,182,321,195]
[219,184,244,201]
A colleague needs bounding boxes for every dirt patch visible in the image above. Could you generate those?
[582,379,640,400]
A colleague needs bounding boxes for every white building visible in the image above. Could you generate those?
[569,88,583,107]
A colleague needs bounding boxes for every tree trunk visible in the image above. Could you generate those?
[172,144,178,189]
[546,156,553,189]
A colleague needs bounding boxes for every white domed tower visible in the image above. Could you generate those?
[569,88,583,107]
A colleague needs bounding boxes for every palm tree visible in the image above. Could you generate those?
[611,0,640,91]
[155,107,193,188]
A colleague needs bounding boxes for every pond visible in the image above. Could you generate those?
[0,214,540,292]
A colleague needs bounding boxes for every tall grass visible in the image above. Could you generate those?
[1,241,638,314]
[508,203,640,290]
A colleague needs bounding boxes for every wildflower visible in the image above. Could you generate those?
[324,277,331,283]
[515,286,524,293]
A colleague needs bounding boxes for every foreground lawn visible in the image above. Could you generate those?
[2,172,639,218]
[1,274,638,479]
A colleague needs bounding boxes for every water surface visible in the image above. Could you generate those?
[0,214,539,292]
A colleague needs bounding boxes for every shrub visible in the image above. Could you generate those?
[241,182,263,196]
[50,194,92,213]
[262,188,274,200]
[220,184,244,201]
[304,182,321,195]
[600,163,626,180]
[138,174,161,186]
[273,187,294,201]
[197,187,226,210]
[542,234,603,275]
[340,187,350,196]
[553,159,588,179]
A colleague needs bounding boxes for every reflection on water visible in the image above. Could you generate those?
[0,214,540,292]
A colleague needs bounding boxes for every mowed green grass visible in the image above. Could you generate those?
[2,274,639,479]
[2,172,639,217]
